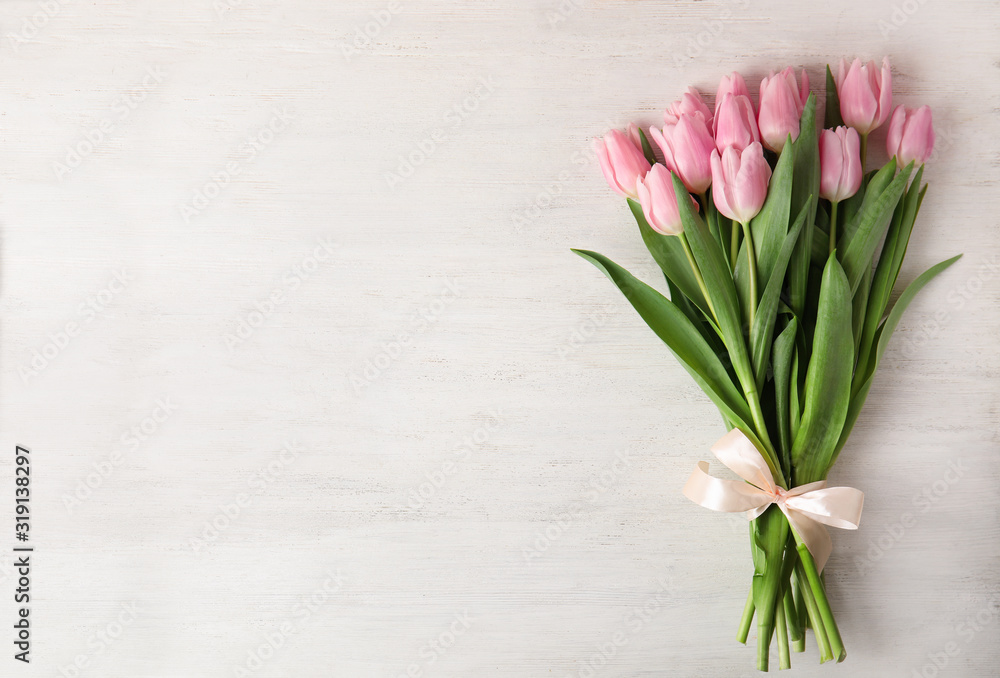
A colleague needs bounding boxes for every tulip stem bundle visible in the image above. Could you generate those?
[584,57,958,671]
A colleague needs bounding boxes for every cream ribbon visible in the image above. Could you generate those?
[682,429,864,572]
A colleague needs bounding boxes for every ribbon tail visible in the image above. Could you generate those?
[710,429,778,494]
[682,461,772,514]
[783,506,833,573]
[786,487,865,531]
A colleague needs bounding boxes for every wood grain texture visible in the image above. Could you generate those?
[0,0,997,675]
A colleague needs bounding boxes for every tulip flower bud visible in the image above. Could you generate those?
[713,94,759,153]
[649,114,715,195]
[819,126,863,203]
[835,57,892,135]
[715,72,751,119]
[710,142,772,224]
[594,129,651,200]
[636,164,696,236]
[664,87,713,126]
[886,105,934,168]
[758,67,810,153]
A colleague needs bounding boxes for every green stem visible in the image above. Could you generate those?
[779,535,803,652]
[737,586,755,644]
[753,509,790,672]
[786,586,805,653]
[792,569,808,631]
[678,231,718,324]
[793,533,845,662]
[734,217,777,480]
[741,221,757,328]
[684,224,779,477]
[795,562,833,662]
[776,600,791,669]
[829,201,839,254]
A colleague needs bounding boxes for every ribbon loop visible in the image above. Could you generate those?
[682,430,864,572]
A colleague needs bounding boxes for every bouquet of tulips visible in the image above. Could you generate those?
[575,58,960,671]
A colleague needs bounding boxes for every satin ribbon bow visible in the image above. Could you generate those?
[682,429,864,571]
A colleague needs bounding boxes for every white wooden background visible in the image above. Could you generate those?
[0,0,997,676]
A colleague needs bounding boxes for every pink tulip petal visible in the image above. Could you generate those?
[840,59,878,133]
[842,127,862,198]
[875,58,893,128]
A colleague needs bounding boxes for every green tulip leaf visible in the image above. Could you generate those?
[787,94,820,318]
[772,316,799,471]
[837,254,962,455]
[670,173,758,404]
[629,198,713,320]
[838,161,914,295]
[750,134,796,284]
[840,159,896,246]
[790,254,854,485]
[572,249,762,446]
[824,65,844,129]
[751,199,809,389]
[636,126,657,166]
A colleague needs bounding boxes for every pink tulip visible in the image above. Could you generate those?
[886,105,934,167]
[710,142,772,224]
[715,72,751,118]
[713,94,759,153]
[594,129,651,200]
[819,126,863,203]
[664,87,713,125]
[648,114,715,195]
[758,67,810,152]
[835,57,892,135]
[635,164,696,236]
